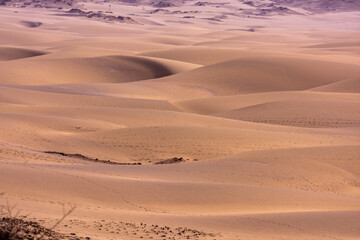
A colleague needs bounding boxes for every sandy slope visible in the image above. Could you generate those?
[0,2,359,240]
[142,56,360,96]
[0,55,199,85]
[214,99,360,128]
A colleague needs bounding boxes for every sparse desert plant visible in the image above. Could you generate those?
[0,197,25,240]
[0,193,79,240]
[39,203,76,239]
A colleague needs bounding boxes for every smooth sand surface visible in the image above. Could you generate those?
[0,1,359,239]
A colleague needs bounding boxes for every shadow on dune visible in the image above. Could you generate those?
[112,55,174,79]
[0,47,47,61]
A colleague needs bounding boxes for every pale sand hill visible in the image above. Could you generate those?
[172,91,360,114]
[142,56,360,96]
[308,77,360,93]
[0,55,199,85]
[213,99,360,128]
[0,2,360,240]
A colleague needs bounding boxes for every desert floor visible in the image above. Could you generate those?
[0,2,359,240]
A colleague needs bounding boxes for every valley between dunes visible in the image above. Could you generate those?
[0,2,359,240]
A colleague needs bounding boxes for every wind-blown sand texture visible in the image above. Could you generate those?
[0,0,359,239]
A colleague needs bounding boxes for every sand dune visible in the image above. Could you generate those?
[0,55,198,85]
[308,77,360,93]
[141,47,255,64]
[1,162,358,215]
[145,56,360,95]
[0,2,359,240]
[0,29,73,45]
[0,112,358,164]
[0,86,178,111]
[172,91,360,115]
[214,99,360,128]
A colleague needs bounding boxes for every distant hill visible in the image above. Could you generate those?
[272,0,360,13]
[1,0,359,13]
[0,0,78,8]
[0,0,187,8]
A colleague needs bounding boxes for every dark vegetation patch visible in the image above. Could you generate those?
[19,21,42,28]
[44,151,141,165]
[155,157,186,165]
[93,220,219,239]
[0,217,85,240]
